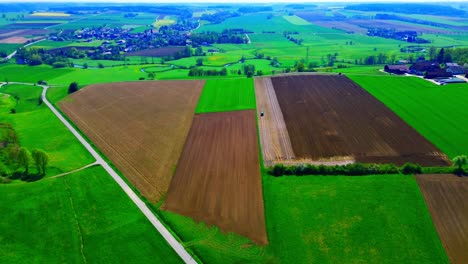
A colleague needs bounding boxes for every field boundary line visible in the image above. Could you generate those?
[47,162,99,180]
[0,82,197,264]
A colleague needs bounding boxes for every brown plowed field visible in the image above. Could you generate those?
[271,75,450,166]
[416,174,468,264]
[0,37,28,44]
[59,81,204,202]
[255,77,295,166]
[163,110,268,244]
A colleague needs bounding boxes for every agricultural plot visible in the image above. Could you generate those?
[271,75,450,166]
[350,75,468,159]
[195,78,255,113]
[416,174,468,264]
[255,77,295,165]
[0,166,182,264]
[163,110,267,244]
[127,46,186,57]
[59,81,204,202]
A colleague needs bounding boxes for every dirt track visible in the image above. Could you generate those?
[416,174,468,264]
[163,110,268,244]
[271,75,450,166]
[59,81,204,202]
[255,77,295,166]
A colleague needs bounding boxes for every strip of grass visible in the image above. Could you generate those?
[195,78,255,113]
[350,75,468,158]
[0,84,93,175]
[0,166,182,263]
[0,64,73,83]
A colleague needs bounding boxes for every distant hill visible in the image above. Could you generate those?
[345,4,466,16]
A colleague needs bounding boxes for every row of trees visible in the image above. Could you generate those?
[190,31,248,45]
[15,47,73,68]
[188,67,227,77]
[427,47,468,65]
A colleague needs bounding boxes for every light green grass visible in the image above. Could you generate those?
[0,64,74,83]
[0,84,93,175]
[283,15,311,25]
[195,78,255,113]
[350,75,468,158]
[0,43,21,55]
[0,166,182,264]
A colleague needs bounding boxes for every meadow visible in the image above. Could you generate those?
[0,43,21,55]
[158,174,448,263]
[0,84,93,175]
[0,64,74,83]
[195,78,255,113]
[350,75,468,159]
[0,166,182,264]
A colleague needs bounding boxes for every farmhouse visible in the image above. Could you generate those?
[384,64,409,74]
[410,61,440,75]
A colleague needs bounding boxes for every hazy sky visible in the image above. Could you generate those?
[0,0,462,2]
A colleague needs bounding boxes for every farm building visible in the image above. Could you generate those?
[384,64,409,74]
[445,63,466,75]
[425,69,453,79]
[410,61,440,76]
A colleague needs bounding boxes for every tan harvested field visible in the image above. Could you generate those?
[255,77,295,166]
[163,110,268,244]
[0,36,28,44]
[416,174,468,264]
[271,75,451,166]
[59,81,204,202]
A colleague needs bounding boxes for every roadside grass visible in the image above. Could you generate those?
[0,166,182,264]
[350,75,468,158]
[0,43,21,55]
[0,84,93,175]
[195,78,255,113]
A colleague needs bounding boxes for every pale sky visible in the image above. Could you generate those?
[0,0,464,2]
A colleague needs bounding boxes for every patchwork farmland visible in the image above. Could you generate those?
[265,74,450,166]
[163,110,267,244]
[59,81,204,202]
[416,174,468,264]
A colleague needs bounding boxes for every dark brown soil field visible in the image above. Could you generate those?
[128,46,186,57]
[416,174,468,264]
[163,110,268,244]
[59,80,204,202]
[271,75,450,166]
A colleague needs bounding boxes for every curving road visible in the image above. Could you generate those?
[0,82,197,264]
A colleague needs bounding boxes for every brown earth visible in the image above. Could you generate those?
[0,29,49,40]
[128,46,186,57]
[271,75,450,166]
[59,80,204,202]
[163,110,268,244]
[416,174,468,264]
[255,77,295,166]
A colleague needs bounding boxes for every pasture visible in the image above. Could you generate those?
[195,78,255,113]
[0,64,74,83]
[59,81,204,202]
[0,84,93,175]
[163,110,267,244]
[271,75,450,166]
[416,174,468,264]
[350,75,468,159]
[0,166,182,264]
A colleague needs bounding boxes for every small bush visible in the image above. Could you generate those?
[453,167,466,176]
[400,163,422,175]
[270,164,285,176]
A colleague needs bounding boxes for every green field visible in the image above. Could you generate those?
[0,166,182,264]
[195,78,255,113]
[350,75,468,159]
[158,174,448,263]
[0,84,93,175]
[0,64,74,83]
[0,43,21,56]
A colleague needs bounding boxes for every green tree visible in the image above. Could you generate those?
[68,82,78,94]
[453,155,467,175]
[147,72,156,80]
[31,149,49,175]
[428,46,437,61]
[17,147,30,174]
[196,58,203,66]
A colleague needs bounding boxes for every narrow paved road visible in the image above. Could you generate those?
[0,82,197,264]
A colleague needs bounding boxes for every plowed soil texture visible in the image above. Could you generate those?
[416,174,468,264]
[271,75,450,166]
[163,110,268,245]
[59,81,204,202]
